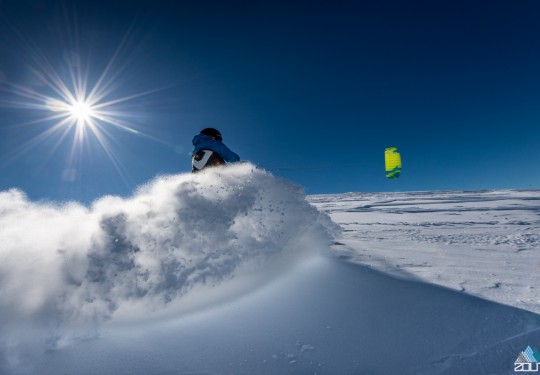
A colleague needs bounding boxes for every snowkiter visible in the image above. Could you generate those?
[191,128,240,172]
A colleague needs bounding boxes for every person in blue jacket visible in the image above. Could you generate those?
[191,128,240,172]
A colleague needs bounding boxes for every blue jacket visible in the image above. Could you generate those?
[192,134,240,163]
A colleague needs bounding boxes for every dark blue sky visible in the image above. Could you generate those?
[0,0,539,202]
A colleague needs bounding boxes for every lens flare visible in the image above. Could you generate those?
[0,22,171,187]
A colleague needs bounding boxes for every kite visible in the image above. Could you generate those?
[385,147,402,179]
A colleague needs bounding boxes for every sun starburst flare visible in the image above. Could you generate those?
[0,27,171,187]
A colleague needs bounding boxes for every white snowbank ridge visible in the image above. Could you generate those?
[0,163,336,329]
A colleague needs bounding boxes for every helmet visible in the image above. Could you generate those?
[200,128,222,141]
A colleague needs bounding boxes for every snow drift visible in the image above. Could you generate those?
[3,168,540,375]
[0,164,336,354]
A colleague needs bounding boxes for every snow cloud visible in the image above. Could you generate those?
[0,164,337,354]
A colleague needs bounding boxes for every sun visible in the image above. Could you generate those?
[2,50,149,184]
[45,95,99,130]
[0,17,174,189]
[68,100,94,124]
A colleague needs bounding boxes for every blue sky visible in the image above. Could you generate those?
[0,0,539,202]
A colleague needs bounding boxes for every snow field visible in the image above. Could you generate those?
[309,189,540,313]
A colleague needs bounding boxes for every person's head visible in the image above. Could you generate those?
[200,128,222,141]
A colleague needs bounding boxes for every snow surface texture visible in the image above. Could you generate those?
[309,189,540,314]
[1,165,539,374]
